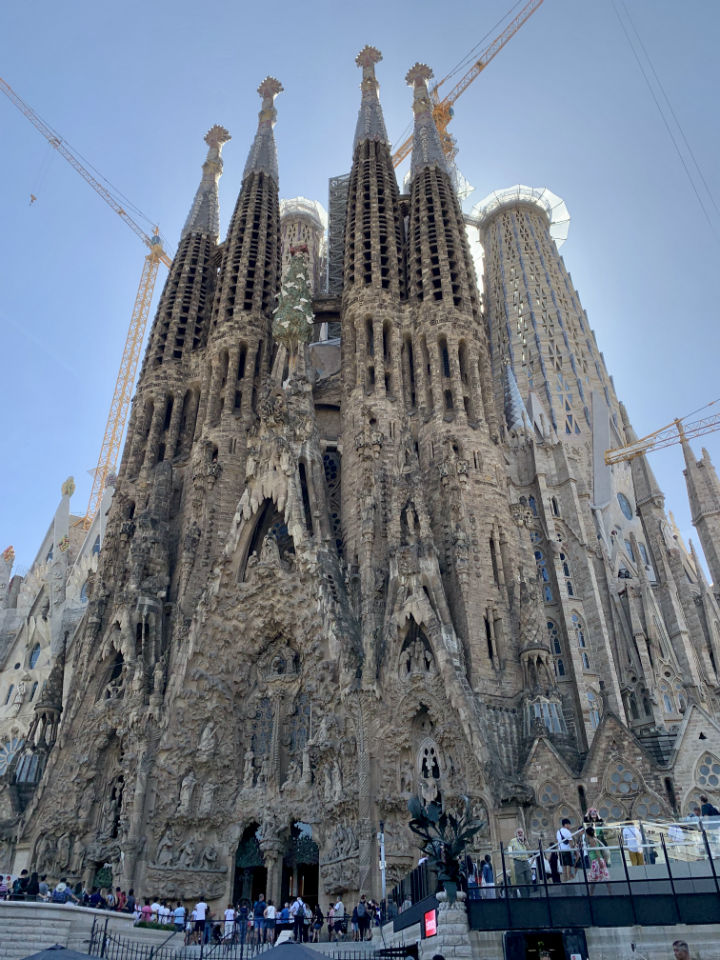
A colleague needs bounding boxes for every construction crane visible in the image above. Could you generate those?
[0,76,172,528]
[605,399,720,465]
[391,0,545,168]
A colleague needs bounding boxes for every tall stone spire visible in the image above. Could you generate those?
[353,46,389,149]
[182,125,231,240]
[405,63,449,178]
[243,77,283,184]
[680,429,720,589]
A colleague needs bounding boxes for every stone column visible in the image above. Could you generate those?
[261,840,284,908]
[419,891,472,960]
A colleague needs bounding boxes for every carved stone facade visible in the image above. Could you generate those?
[3,50,720,909]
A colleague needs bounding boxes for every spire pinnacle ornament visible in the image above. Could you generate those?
[353,46,389,149]
[182,125,231,240]
[243,76,283,184]
[406,62,449,177]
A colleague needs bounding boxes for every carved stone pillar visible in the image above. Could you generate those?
[261,840,284,907]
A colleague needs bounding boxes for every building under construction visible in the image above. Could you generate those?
[1,44,720,932]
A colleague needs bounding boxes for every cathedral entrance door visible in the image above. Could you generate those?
[234,825,267,905]
[281,822,319,906]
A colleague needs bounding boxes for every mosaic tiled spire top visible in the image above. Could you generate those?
[181,124,231,240]
[353,46,390,149]
[243,77,283,184]
[406,62,449,177]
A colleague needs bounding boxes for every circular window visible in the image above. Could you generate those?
[13,663,20,670]
[617,493,634,520]
[539,783,561,806]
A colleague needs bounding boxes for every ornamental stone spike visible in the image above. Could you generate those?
[353,45,389,150]
[243,76,283,184]
[406,61,449,177]
[181,124,231,241]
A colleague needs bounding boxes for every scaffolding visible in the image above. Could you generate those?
[327,173,350,296]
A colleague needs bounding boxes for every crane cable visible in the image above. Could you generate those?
[611,0,720,246]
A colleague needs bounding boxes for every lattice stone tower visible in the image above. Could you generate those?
[4,51,720,908]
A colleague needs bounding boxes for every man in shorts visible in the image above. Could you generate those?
[556,818,574,882]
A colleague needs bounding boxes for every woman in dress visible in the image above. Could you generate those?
[585,826,610,886]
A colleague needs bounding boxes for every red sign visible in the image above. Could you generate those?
[423,909,437,938]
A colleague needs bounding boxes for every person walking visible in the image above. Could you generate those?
[252,893,266,943]
[480,854,495,899]
[556,818,575,882]
[585,826,610,886]
[264,899,277,943]
[290,895,306,943]
[356,895,371,941]
[622,823,644,866]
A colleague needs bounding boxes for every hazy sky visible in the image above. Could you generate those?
[1,0,719,573]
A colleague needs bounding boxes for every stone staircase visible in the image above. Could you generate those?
[0,910,73,960]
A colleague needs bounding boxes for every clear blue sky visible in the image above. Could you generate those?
[1,0,719,574]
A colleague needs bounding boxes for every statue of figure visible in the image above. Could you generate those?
[55,833,71,872]
[323,764,333,802]
[199,723,217,760]
[152,659,164,696]
[178,837,196,868]
[156,830,175,866]
[201,845,218,869]
[243,750,255,788]
[301,747,312,784]
[178,772,197,814]
[199,782,215,816]
[332,758,343,801]
[99,794,119,839]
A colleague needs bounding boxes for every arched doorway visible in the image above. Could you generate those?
[234,824,267,905]
[281,822,319,905]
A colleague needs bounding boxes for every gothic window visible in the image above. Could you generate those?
[528,495,538,517]
[551,497,560,516]
[659,681,675,715]
[4,686,14,705]
[696,753,720,790]
[532,534,553,603]
[624,540,635,563]
[298,461,313,536]
[418,739,441,781]
[538,782,561,807]
[92,535,101,556]
[560,551,574,597]
[638,542,649,565]
[526,697,564,735]
[251,698,273,757]
[596,796,626,821]
[573,613,590,670]
[607,761,640,795]
[29,681,38,701]
[617,493,634,520]
[587,691,600,729]
[80,581,89,603]
[28,644,41,669]
[633,794,662,819]
[547,620,565,677]
[322,450,343,559]
[0,737,23,775]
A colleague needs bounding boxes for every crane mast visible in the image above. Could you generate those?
[0,75,172,527]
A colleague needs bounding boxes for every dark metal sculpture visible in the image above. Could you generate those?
[408,794,485,904]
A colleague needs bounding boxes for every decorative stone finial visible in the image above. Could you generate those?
[353,46,389,149]
[61,476,76,498]
[205,124,231,149]
[406,62,434,87]
[243,77,283,183]
[1,546,14,570]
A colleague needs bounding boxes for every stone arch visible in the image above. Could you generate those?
[594,793,628,822]
[632,791,667,820]
[235,497,295,582]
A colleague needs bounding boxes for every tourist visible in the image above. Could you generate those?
[311,903,324,942]
[38,875,50,902]
[507,828,532,896]
[585,826,610,885]
[480,854,495,899]
[236,901,249,943]
[133,900,142,924]
[622,823,644,866]
[140,899,153,923]
[253,893,266,943]
[160,901,173,925]
[174,901,186,933]
[126,889,136,915]
[334,895,345,939]
[196,899,209,943]
[12,870,30,898]
[290,895,306,942]
[223,903,235,941]
[556,818,574,882]
[25,872,40,900]
[327,901,335,940]
[150,896,162,922]
[356,894,371,941]
[351,904,359,941]
[186,906,197,944]
[52,879,78,904]
[0,876,9,899]
[115,888,127,912]
[264,898,277,943]
[673,940,691,959]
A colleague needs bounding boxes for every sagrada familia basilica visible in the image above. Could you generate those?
[2,46,720,908]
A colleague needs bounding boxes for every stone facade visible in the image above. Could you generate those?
[2,48,720,912]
